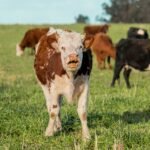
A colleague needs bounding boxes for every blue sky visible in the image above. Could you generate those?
[0,0,110,24]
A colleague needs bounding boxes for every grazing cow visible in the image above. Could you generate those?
[84,33,116,69]
[127,27,149,39]
[111,38,150,88]
[84,24,109,35]
[16,27,49,56]
[34,28,92,140]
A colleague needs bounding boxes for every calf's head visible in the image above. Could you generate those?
[49,29,85,72]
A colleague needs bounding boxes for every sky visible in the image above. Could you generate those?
[0,0,110,24]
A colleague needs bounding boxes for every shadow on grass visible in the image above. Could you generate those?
[52,108,150,136]
[88,112,103,128]
[62,115,79,133]
[122,109,150,124]
[87,109,150,129]
[100,109,150,124]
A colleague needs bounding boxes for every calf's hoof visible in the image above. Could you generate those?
[82,131,91,142]
[45,128,54,137]
[54,125,62,132]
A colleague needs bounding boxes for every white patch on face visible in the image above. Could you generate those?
[16,43,23,56]
[46,27,84,72]
[58,32,84,72]
[137,29,144,35]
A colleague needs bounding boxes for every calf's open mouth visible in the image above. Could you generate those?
[67,60,79,68]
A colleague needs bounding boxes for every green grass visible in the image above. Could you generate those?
[0,24,150,150]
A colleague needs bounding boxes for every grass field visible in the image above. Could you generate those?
[0,24,150,150]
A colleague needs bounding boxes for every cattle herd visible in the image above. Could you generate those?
[16,25,150,140]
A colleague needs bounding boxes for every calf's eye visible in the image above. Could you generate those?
[61,46,66,51]
[79,45,83,49]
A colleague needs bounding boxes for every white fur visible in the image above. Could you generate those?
[16,44,23,56]
[47,27,84,72]
[58,32,83,72]
[39,74,90,140]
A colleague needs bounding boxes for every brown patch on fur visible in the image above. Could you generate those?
[84,24,109,35]
[53,105,57,108]
[19,27,49,51]
[82,112,87,121]
[34,33,66,85]
[50,112,56,119]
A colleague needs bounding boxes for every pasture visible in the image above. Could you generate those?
[0,24,150,150]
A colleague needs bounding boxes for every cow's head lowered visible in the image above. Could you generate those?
[47,28,85,73]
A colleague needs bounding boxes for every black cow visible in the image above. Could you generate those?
[111,38,150,88]
[127,27,149,39]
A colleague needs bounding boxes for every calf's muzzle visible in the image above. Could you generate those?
[67,53,80,69]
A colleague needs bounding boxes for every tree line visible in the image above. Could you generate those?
[75,0,150,23]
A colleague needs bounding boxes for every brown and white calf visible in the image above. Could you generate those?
[16,27,49,56]
[34,28,92,140]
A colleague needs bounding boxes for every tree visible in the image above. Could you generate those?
[75,14,90,23]
[101,0,150,23]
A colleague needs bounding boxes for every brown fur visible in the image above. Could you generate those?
[84,33,116,69]
[53,105,58,108]
[19,27,49,52]
[82,112,87,121]
[50,112,56,119]
[84,24,109,35]
[34,33,66,85]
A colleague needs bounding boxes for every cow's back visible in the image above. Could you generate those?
[84,24,109,35]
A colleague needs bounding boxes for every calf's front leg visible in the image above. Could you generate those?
[45,93,60,137]
[77,78,91,140]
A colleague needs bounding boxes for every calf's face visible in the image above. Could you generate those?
[58,32,84,72]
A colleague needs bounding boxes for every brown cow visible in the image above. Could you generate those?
[34,28,92,140]
[84,24,109,35]
[84,33,116,69]
[16,27,49,56]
